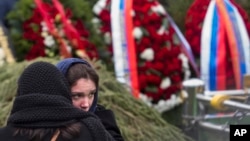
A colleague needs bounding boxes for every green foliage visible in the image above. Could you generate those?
[0,57,193,141]
[160,0,193,33]
[6,0,35,61]
[237,0,250,16]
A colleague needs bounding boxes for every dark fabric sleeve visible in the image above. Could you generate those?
[94,104,124,141]
[73,123,94,141]
[81,115,115,141]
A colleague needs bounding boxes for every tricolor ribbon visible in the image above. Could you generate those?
[201,0,250,91]
[111,0,139,98]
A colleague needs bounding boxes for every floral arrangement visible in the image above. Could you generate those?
[185,0,250,89]
[93,0,190,112]
[25,0,99,60]
[7,0,101,61]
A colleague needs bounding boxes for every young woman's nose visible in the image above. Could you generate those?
[79,97,90,111]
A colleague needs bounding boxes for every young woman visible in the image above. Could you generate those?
[56,58,124,141]
[0,61,114,141]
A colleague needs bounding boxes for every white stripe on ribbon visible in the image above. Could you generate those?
[201,0,216,90]
[111,0,128,83]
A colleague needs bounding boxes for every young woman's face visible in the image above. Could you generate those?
[71,78,96,111]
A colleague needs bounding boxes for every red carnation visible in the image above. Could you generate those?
[146,74,161,86]
[138,74,148,90]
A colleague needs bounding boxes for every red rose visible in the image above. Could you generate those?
[74,20,89,38]
[146,87,164,102]
[146,74,161,85]
[99,9,110,24]
[170,75,182,83]
[152,62,164,72]
[133,18,142,27]
[26,42,46,60]
[100,25,111,33]
[163,85,179,99]
[139,74,148,90]
[141,3,152,14]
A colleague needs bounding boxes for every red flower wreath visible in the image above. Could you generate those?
[93,0,190,112]
[23,0,98,60]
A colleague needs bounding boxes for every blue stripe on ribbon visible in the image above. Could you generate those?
[209,6,219,90]
[120,0,124,9]
[120,0,129,74]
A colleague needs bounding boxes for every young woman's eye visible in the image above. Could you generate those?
[88,92,95,98]
[71,94,81,99]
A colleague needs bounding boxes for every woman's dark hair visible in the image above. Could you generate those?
[14,122,81,141]
[66,63,99,88]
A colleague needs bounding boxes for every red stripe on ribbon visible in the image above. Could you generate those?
[125,0,139,98]
[52,0,85,52]
[216,16,227,90]
[34,0,55,33]
[216,0,241,89]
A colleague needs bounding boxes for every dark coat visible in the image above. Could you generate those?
[95,104,124,141]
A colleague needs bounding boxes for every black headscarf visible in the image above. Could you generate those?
[7,61,96,128]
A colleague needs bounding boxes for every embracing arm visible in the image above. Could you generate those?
[95,104,124,141]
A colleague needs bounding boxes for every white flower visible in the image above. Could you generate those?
[93,6,102,15]
[91,18,101,24]
[41,21,48,31]
[178,53,188,62]
[151,3,166,15]
[153,99,164,113]
[131,10,135,17]
[140,48,154,61]
[184,70,191,80]
[93,0,107,15]
[104,32,111,44]
[141,93,186,113]
[44,35,55,47]
[160,77,171,89]
[176,96,183,104]
[181,90,188,99]
[42,26,48,32]
[178,53,190,79]
[163,100,172,112]
[157,25,165,35]
[133,27,143,40]
[170,94,176,100]
[41,31,48,38]
[66,45,72,52]
[139,93,152,107]
[97,0,107,9]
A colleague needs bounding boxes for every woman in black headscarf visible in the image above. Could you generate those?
[0,61,114,141]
